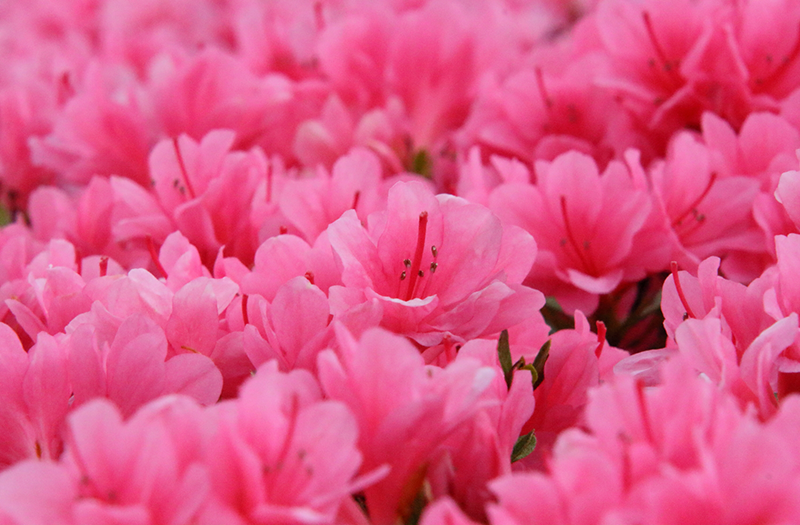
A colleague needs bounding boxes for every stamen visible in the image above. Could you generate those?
[172,137,197,199]
[642,11,673,72]
[670,261,696,319]
[430,262,438,273]
[75,248,83,276]
[403,211,429,301]
[671,172,717,229]
[266,163,273,203]
[559,196,598,275]
[404,259,411,267]
[635,378,655,443]
[146,235,168,279]
[754,21,800,88]
[534,67,554,111]
[99,256,108,277]
[400,271,407,281]
[431,245,438,258]
[595,321,607,358]
[313,1,325,31]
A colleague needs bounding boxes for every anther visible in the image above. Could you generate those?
[400,271,407,281]
[404,259,412,267]
[430,262,438,273]
[403,211,429,301]
[172,137,196,199]
[418,270,424,277]
[431,245,438,258]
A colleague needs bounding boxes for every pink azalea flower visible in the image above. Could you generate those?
[317,326,494,525]
[0,460,76,525]
[278,147,388,243]
[28,62,154,187]
[427,338,536,521]
[488,355,800,525]
[0,327,70,468]
[519,311,627,469]
[649,130,762,274]
[149,48,325,160]
[460,52,642,168]
[200,361,370,525]
[0,87,56,204]
[62,397,213,525]
[328,180,542,346]
[490,150,668,313]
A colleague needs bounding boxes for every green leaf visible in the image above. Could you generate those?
[0,205,10,227]
[532,339,550,390]
[513,357,538,390]
[497,329,513,389]
[511,430,536,462]
[411,149,433,179]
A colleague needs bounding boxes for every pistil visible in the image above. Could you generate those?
[403,211,429,301]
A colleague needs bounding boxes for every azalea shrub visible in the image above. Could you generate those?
[2,0,800,524]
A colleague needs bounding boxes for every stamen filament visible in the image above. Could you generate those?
[560,196,598,275]
[595,321,607,358]
[671,172,716,229]
[146,235,168,279]
[172,137,197,200]
[670,261,696,319]
[404,211,429,301]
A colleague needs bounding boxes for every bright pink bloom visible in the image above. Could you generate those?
[518,311,627,469]
[649,130,762,274]
[328,180,542,346]
[149,48,324,160]
[317,326,493,525]
[29,63,154,187]
[146,129,266,264]
[490,150,668,313]
[62,397,213,525]
[0,327,70,468]
[488,356,800,525]
[0,460,76,525]
[278,147,388,243]
[200,361,369,525]
[460,53,642,168]
[427,338,536,521]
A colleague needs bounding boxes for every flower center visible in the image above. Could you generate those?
[398,211,439,300]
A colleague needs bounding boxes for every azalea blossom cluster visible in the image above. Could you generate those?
[3,0,800,524]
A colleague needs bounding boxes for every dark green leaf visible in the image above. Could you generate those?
[0,206,10,227]
[511,430,536,462]
[532,339,550,390]
[411,149,432,179]
[497,329,513,389]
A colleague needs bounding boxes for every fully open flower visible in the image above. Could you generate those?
[328,180,543,346]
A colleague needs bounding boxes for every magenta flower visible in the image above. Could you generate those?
[328,180,542,346]
[491,150,668,313]
[318,326,493,525]
[201,361,369,525]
